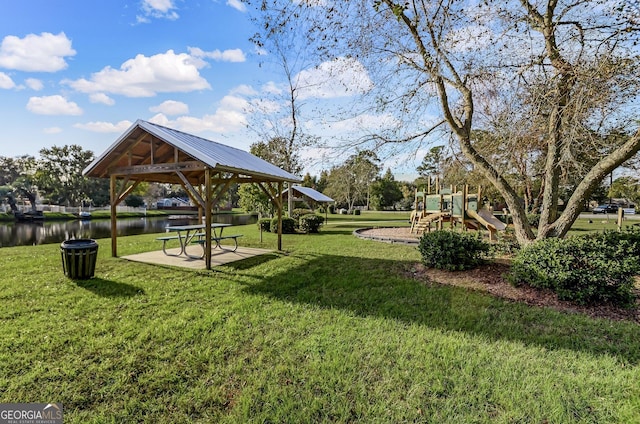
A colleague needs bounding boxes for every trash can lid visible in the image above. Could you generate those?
[61,239,98,249]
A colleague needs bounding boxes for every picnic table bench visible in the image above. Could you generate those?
[156,233,205,255]
[157,223,231,258]
[191,234,243,254]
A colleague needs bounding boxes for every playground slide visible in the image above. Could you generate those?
[467,209,507,232]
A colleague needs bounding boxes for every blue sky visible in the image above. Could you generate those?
[0,0,423,179]
[0,2,277,155]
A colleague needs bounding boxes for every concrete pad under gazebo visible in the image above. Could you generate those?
[122,246,274,270]
[83,119,301,270]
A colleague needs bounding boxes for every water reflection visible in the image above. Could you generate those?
[0,214,257,247]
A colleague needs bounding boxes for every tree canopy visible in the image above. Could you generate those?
[251,0,640,245]
[0,145,110,209]
[324,150,381,212]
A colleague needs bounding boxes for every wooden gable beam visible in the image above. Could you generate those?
[111,161,205,176]
[150,136,155,164]
[110,132,150,168]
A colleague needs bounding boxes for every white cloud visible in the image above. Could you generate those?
[26,95,83,115]
[230,84,258,96]
[254,46,268,56]
[89,93,115,105]
[74,120,133,133]
[219,94,249,111]
[138,0,179,21]
[296,57,373,100]
[0,72,15,89]
[149,100,189,115]
[226,0,247,12]
[148,94,249,134]
[250,98,282,114]
[0,32,76,72]
[63,50,211,97]
[25,78,43,91]
[188,47,246,63]
[261,81,282,95]
[327,113,399,132]
[43,127,63,134]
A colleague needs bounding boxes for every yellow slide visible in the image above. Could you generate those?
[466,209,507,232]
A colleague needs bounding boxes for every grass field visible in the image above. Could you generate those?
[0,212,638,423]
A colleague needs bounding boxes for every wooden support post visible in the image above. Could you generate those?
[461,184,467,230]
[278,181,283,251]
[110,175,117,257]
[288,182,293,217]
[617,207,624,231]
[204,168,212,270]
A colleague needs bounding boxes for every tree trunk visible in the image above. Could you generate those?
[547,129,640,237]
[456,136,536,246]
[6,195,18,213]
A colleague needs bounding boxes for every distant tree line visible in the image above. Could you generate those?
[0,145,110,210]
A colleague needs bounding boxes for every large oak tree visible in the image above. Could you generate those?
[250,0,640,245]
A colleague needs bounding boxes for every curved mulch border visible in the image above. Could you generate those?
[354,226,639,323]
[353,227,420,245]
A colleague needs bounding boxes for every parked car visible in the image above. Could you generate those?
[592,204,619,214]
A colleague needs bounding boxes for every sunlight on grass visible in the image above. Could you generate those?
[0,213,638,423]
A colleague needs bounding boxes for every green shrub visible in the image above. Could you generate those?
[527,213,540,228]
[418,230,492,271]
[270,216,296,234]
[257,218,272,232]
[353,209,361,216]
[509,231,640,306]
[490,229,520,256]
[290,208,313,221]
[299,214,325,233]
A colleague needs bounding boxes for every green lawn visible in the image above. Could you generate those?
[0,212,638,423]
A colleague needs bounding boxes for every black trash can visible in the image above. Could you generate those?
[60,239,99,279]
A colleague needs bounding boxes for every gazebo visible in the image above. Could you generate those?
[83,119,301,270]
[282,185,334,222]
[282,185,334,210]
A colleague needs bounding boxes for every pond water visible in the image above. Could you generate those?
[0,214,257,248]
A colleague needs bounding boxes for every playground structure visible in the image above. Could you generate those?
[410,183,506,240]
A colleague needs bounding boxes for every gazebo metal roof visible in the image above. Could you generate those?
[283,186,334,203]
[84,119,301,184]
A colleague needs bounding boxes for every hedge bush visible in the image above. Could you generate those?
[290,208,313,221]
[489,229,520,256]
[527,213,540,228]
[257,218,272,232]
[353,209,361,216]
[299,214,325,233]
[509,230,640,306]
[418,230,492,271]
[270,216,296,234]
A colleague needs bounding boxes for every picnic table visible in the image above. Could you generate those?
[157,223,234,259]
